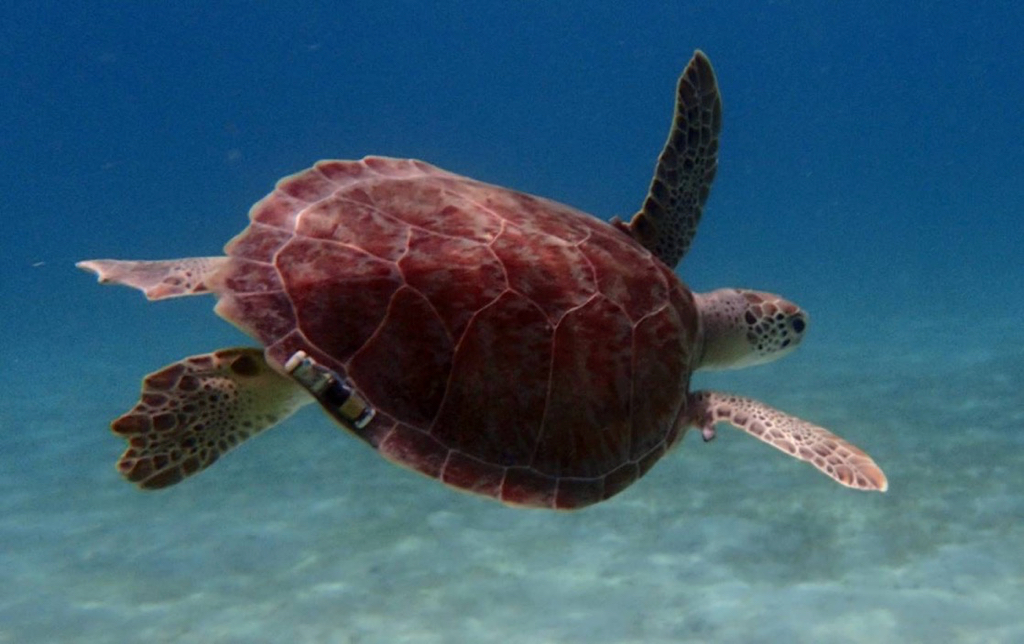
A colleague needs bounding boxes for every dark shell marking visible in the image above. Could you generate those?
[212,157,699,509]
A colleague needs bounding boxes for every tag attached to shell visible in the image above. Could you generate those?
[285,351,375,429]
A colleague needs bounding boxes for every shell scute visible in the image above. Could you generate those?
[490,224,596,324]
[347,286,452,428]
[554,477,605,509]
[602,462,640,500]
[440,451,504,498]
[500,467,556,508]
[216,290,296,343]
[429,291,552,467]
[248,191,306,230]
[213,258,280,295]
[579,229,669,322]
[628,303,693,460]
[534,295,633,478]
[378,423,447,479]
[478,188,592,244]
[364,156,425,176]
[294,192,409,262]
[365,177,502,243]
[637,440,669,477]
[277,238,402,363]
[277,166,339,203]
[314,159,373,184]
[397,229,506,339]
[223,223,293,263]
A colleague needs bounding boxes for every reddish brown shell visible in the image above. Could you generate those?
[212,157,698,509]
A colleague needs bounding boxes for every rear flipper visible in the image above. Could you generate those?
[688,390,888,491]
[111,348,312,489]
[77,257,227,300]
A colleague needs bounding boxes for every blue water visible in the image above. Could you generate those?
[3,2,1023,642]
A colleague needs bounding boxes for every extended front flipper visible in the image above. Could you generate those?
[688,390,888,492]
[615,50,722,268]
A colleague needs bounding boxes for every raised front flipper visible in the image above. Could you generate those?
[77,257,227,300]
[616,50,722,268]
[688,390,888,491]
[110,348,312,489]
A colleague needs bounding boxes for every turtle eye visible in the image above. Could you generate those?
[791,316,806,334]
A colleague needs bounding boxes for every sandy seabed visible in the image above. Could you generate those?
[2,312,1022,644]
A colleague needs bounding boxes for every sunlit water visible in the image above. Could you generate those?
[3,2,1022,642]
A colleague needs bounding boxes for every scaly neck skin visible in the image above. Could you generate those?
[694,288,809,371]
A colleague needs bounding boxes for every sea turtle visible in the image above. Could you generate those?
[79,51,887,509]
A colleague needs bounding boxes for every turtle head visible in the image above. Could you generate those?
[694,288,809,371]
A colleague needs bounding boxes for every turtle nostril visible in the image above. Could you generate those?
[792,317,806,334]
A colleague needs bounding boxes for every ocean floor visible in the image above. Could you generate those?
[2,300,1022,644]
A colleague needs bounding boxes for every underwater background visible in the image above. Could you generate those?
[2,1,1022,642]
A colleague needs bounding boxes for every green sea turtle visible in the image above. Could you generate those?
[78,51,887,509]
